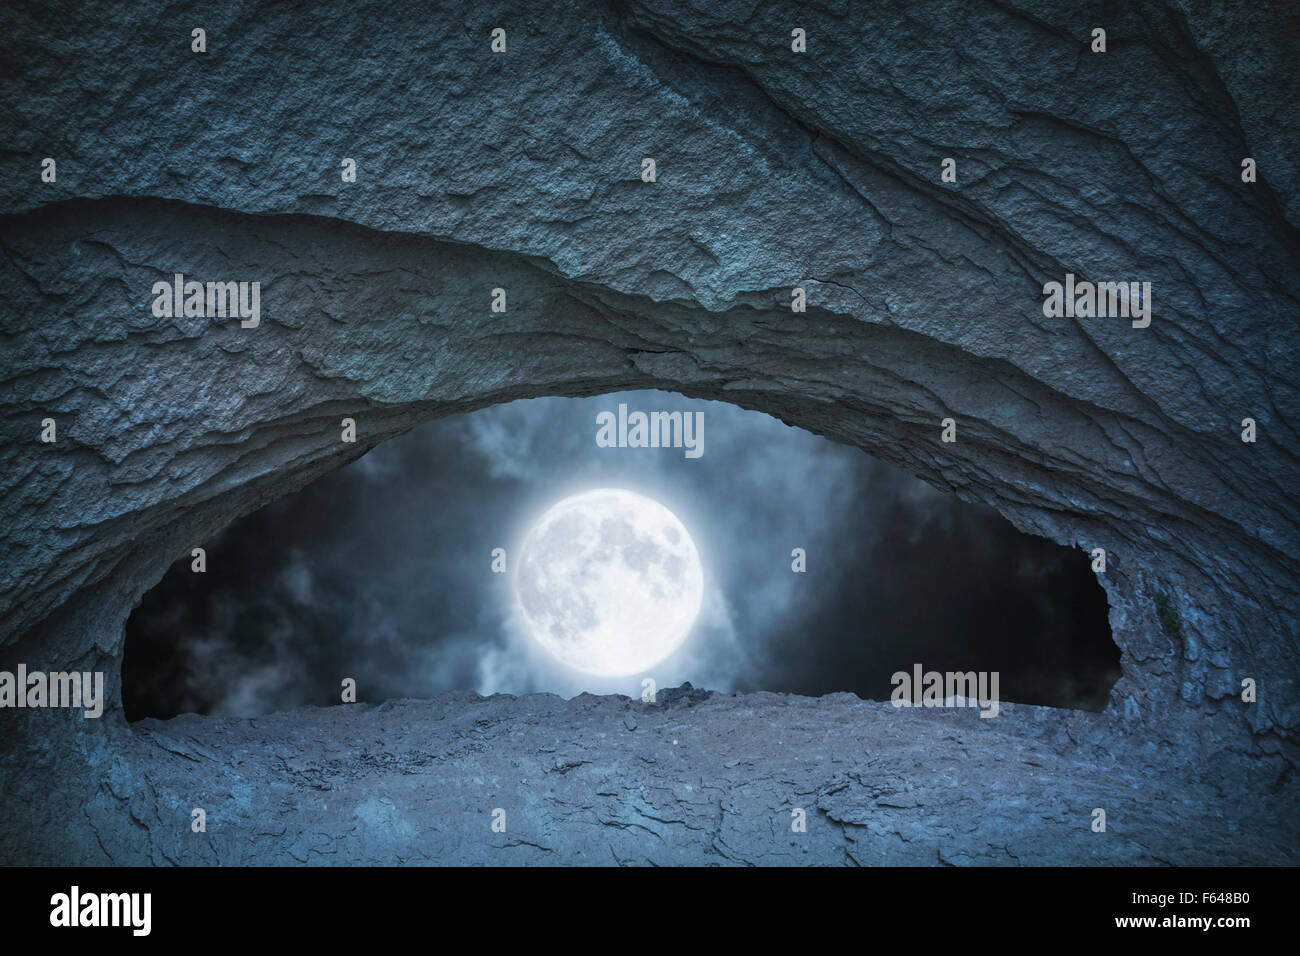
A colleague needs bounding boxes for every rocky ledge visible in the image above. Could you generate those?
[2,688,1295,865]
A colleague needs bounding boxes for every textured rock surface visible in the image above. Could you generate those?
[4,689,1298,865]
[1,0,1298,864]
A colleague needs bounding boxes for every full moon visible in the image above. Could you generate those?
[514,489,704,676]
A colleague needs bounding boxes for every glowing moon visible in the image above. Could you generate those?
[515,489,704,676]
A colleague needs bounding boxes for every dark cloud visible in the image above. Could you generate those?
[124,390,1118,719]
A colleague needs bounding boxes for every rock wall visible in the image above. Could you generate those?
[1,0,1298,863]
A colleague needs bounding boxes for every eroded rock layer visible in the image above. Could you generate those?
[1,0,1298,864]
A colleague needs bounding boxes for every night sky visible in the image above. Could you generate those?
[123,389,1118,720]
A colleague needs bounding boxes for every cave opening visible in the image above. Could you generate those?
[122,390,1119,722]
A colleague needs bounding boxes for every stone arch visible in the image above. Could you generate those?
[2,195,1294,758]
[1,0,1298,865]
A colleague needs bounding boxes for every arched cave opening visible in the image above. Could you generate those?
[122,390,1119,722]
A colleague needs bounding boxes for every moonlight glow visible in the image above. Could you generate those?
[515,489,704,676]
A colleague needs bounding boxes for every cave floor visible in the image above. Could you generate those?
[6,688,1297,865]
